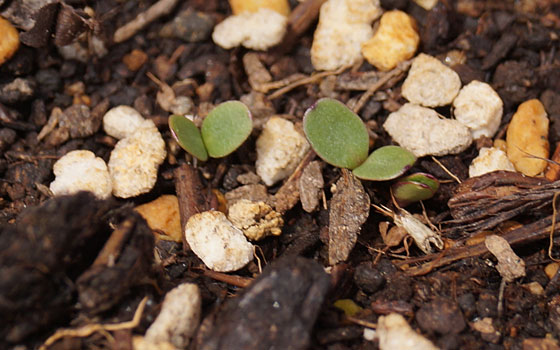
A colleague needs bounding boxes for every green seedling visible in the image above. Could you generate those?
[169,101,252,161]
[303,98,438,205]
[392,172,439,207]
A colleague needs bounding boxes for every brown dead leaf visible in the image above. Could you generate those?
[328,170,370,265]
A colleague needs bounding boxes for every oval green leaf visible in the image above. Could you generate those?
[201,101,252,158]
[392,181,436,207]
[352,145,416,181]
[169,114,208,161]
[303,98,369,169]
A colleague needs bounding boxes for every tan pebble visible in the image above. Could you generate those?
[123,49,148,71]
[0,17,19,66]
[412,0,439,10]
[135,195,182,242]
[523,282,544,296]
[494,139,507,152]
[227,199,283,241]
[256,116,310,186]
[402,53,461,107]
[506,99,549,176]
[229,0,290,16]
[545,262,559,279]
[361,10,419,71]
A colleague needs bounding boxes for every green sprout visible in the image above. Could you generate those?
[169,101,252,161]
[303,98,439,205]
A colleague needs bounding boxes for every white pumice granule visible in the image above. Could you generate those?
[103,105,145,140]
[185,211,254,272]
[50,150,112,199]
[402,53,462,107]
[144,283,201,348]
[108,119,166,198]
[256,116,310,186]
[383,103,472,157]
[453,80,503,139]
[212,8,287,50]
[311,0,382,71]
[469,147,516,178]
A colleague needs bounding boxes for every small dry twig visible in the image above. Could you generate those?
[113,0,178,43]
[40,297,148,350]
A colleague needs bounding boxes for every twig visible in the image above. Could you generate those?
[268,65,350,100]
[273,150,316,213]
[346,316,377,329]
[352,60,412,114]
[550,192,560,262]
[113,0,179,43]
[202,270,253,288]
[397,212,560,275]
[40,297,148,350]
[174,164,211,250]
[431,156,461,184]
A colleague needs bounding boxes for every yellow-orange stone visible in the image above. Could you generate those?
[0,17,20,66]
[506,99,549,176]
[135,195,182,242]
[123,49,148,71]
[229,0,290,16]
[361,10,419,71]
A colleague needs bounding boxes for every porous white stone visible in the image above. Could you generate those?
[228,199,283,241]
[311,0,382,71]
[469,147,516,178]
[383,103,472,157]
[185,211,254,272]
[50,150,112,199]
[212,8,287,50]
[144,283,201,349]
[103,105,145,140]
[256,116,310,186]
[377,313,439,350]
[108,119,166,198]
[402,53,461,107]
[453,81,503,139]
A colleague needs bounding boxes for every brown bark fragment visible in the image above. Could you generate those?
[328,170,370,266]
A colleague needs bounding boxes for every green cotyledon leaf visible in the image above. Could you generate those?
[303,98,369,169]
[169,114,208,161]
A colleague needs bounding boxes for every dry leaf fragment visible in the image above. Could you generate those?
[484,234,526,282]
[328,170,370,265]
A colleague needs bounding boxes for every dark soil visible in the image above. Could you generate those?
[1,0,560,349]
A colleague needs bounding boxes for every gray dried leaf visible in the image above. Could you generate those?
[299,161,324,213]
[328,169,370,265]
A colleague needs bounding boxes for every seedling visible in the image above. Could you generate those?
[304,98,439,205]
[169,101,252,161]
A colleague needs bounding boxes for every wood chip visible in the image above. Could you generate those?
[328,170,370,265]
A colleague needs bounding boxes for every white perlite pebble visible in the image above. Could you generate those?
[311,0,382,71]
[228,199,283,241]
[144,283,201,349]
[402,53,461,107]
[109,119,166,198]
[384,103,472,157]
[50,150,112,199]
[377,313,439,350]
[103,105,145,140]
[469,147,516,178]
[185,211,254,272]
[453,81,503,139]
[256,116,310,186]
[212,8,287,50]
